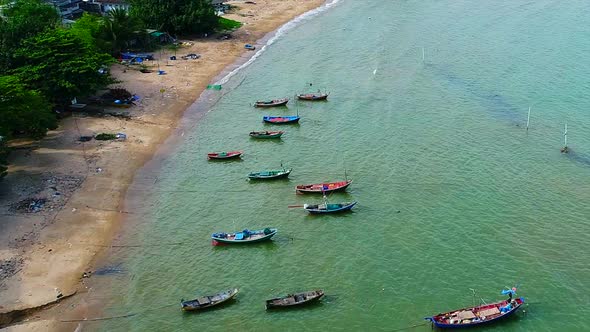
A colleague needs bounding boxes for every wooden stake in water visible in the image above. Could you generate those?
[561,123,568,153]
[526,107,531,131]
[422,47,425,62]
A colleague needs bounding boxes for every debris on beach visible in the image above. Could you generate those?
[181,53,201,60]
[0,257,24,281]
[10,198,46,213]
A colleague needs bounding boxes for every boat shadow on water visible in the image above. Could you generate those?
[211,240,279,251]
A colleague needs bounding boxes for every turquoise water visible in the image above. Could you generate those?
[96,1,590,331]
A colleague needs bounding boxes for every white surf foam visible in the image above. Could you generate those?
[214,0,342,86]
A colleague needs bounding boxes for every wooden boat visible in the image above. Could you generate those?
[304,201,356,214]
[211,228,277,244]
[263,115,300,124]
[296,180,352,194]
[254,98,288,107]
[181,288,239,311]
[266,290,325,309]
[207,151,243,160]
[297,92,328,101]
[248,168,292,180]
[425,297,525,328]
[249,131,284,139]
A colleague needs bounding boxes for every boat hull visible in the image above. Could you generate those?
[297,94,328,101]
[304,202,357,214]
[248,169,292,180]
[263,116,300,124]
[426,298,525,328]
[249,131,284,139]
[255,99,288,107]
[207,151,243,160]
[211,228,278,244]
[296,180,352,194]
[266,290,325,309]
[181,288,239,311]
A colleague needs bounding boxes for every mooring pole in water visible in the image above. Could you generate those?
[422,47,425,62]
[561,123,568,153]
[526,106,531,131]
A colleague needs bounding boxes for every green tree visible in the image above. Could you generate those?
[102,8,145,54]
[0,75,55,140]
[0,0,60,71]
[70,13,110,52]
[129,0,218,35]
[12,28,114,106]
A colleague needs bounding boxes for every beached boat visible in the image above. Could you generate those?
[249,131,284,139]
[207,151,243,160]
[245,44,256,50]
[297,92,329,101]
[263,115,300,124]
[181,288,239,311]
[304,201,356,214]
[266,290,325,309]
[425,297,525,328]
[211,228,277,244]
[296,180,352,194]
[248,168,292,180]
[254,98,289,107]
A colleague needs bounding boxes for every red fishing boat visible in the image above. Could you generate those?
[295,180,352,194]
[297,92,328,101]
[207,151,243,160]
[425,296,525,328]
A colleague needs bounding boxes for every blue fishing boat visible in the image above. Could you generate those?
[263,115,300,124]
[302,193,356,214]
[211,228,277,245]
[425,288,525,328]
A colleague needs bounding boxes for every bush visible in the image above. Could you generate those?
[218,17,242,31]
[94,133,117,140]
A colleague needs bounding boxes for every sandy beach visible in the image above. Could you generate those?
[0,0,325,330]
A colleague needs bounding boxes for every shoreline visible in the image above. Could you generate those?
[0,0,329,330]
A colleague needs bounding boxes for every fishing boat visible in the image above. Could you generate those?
[263,115,300,124]
[248,165,292,180]
[304,201,356,214]
[297,92,329,101]
[249,131,284,139]
[211,228,277,244]
[425,296,525,328]
[207,151,243,160]
[296,180,352,194]
[181,288,239,311]
[265,290,325,309]
[254,98,289,107]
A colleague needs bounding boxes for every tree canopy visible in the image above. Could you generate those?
[12,28,114,106]
[0,0,60,71]
[129,0,219,35]
[0,75,55,139]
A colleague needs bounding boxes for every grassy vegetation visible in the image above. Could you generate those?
[218,17,242,31]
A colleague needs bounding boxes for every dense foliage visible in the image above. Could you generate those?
[13,28,114,106]
[0,0,60,71]
[129,0,219,35]
[0,75,55,140]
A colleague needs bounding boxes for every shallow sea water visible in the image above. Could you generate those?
[96,1,590,331]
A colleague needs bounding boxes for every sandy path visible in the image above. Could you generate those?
[0,0,326,330]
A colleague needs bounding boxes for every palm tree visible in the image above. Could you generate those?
[102,8,142,54]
